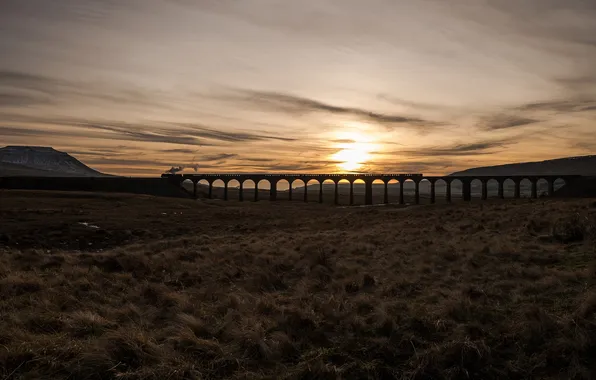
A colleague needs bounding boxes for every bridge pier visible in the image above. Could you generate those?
[319,182,323,203]
[531,179,538,199]
[430,181,436,204]
[270,182,277,201]
[350,181,354,205]
[514,180,521,199]
[239,181,244,202]
[289,184,293,201]
[335,182,339,205]
[548,180,555,196]
[365,180,373,205]
[304,184,308,202]
[498,180,504,199]
[192,180,197,199]
[384,181,389,204]
[304,180,309,202]
[208,182,213,199]
[446,181,452,203]
[224,181,229,200]
[415,181,420,204]
[481,180,488,200]
[254,182,259,201]
[399,181,405,205]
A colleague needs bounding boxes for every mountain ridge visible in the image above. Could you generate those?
[0,146,110,177]
[449,155,596,177]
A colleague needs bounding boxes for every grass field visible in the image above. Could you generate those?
[1,190,596,379]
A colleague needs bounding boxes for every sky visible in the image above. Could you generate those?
[1,0,595,176]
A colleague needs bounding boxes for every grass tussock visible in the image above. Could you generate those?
[1,190,596,379]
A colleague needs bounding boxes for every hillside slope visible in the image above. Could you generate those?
[0,146,109,177]
[0,162,62,177]
[450,155,596,176]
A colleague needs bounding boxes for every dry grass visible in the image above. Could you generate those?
[1,190,596,379]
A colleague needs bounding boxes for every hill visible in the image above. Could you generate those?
[0,162,64,177]
[0,146,109,177]
[450,155,596,176]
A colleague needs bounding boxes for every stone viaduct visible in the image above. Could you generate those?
[163,173,582,205]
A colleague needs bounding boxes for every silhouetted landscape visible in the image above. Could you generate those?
[3,146,596,201]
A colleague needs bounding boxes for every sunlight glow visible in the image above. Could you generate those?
[330,129,379,172]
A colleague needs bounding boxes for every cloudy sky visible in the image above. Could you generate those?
[1,0,595,176]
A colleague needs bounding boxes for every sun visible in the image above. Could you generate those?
[330,129,376,172]
[332,144,371,171]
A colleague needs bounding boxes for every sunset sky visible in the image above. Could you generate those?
[1,0,595,176]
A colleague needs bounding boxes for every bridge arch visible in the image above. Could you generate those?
[450,179,463,201]
[486,179,499,198]
[321,178,337,204]
[337,179,350,205]
[197,179,210,198]
[371,179,385,204]
[181,178,194,195]
[387,179,400,204]
[210,179,225,199]
[226,179,241,201]
[256,179,270,201]
[402,178,416,204]
[502,178,515,198]
[276,179,290,201]
[520,178,532,198]
[305,179,320,203]
[241,179,255,202]
[352,178,365,205]
[434,178,448,202]
[536,178,549,197]
[290,178,306,202]
[470,179,483,200]
[554,177,567,193]
[418,179,431,204]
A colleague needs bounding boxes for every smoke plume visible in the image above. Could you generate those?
[164,164,199,174]
[165,166,184,174]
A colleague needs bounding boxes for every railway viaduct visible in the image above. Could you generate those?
[163,173,582,205]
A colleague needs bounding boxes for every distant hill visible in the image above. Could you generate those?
[450,155,596,177]
[0,146,109,177]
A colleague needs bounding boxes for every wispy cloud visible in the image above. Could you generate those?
[242,157,275,163]
[78,122,209,146]
[224,90,441,129]
[0,93,54,107]
[397,139,512,158]
[176,123,297,142]
[1,113,295,147]
[515,98,596,113]
[202,153,237,161]
[161,148,198,154]
[481,114,540,130]
[0,70,174,110]
[0,71,63,92]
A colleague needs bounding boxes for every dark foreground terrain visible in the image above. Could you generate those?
[1,190,596,379]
